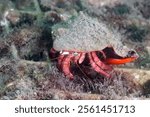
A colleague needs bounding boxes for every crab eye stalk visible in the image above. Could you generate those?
[126,50,139,58]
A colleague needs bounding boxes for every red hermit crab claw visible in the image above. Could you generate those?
[102,47,139,65]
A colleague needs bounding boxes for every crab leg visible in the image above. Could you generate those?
[78,53,86,64]
[72,52,86,64]
[91,52,112,70]
[49,48,58,58]
[61,55,74,79]
[98,50,107,59]
[58,55,65,69]
[88,53,110,78]
[73,53,81,63]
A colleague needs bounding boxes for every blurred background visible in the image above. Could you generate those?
[0,0,150,100]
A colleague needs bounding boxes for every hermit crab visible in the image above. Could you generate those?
[50,12,138,79]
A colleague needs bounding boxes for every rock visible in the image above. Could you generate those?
[0,41,9,58]
[116,67,150,85]
[6,10,21,25]
[7,26,43,60]
[146,46,150,56]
